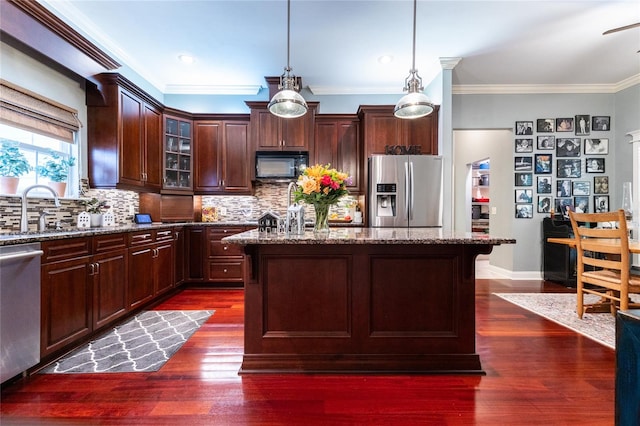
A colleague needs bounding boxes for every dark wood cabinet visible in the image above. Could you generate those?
[314,115,362,194]
[186,226,206,282]
[41,255,93,357]
[357,105,439,157]
[246,101,318,152]
[205,227,245,284]
[40,233,128,357]
[163,114,192,192]
[174,227,185,285]
[127,229,175,309]
[87,73,163,191]
[193,118,251,194]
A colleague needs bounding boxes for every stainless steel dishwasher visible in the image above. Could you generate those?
[1,242,43,383]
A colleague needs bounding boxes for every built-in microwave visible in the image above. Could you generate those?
[255,151,308,181]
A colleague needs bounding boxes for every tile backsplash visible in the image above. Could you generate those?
[0,180,360,232]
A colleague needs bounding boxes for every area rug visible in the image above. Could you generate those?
[494,293,620,349]
[43,310,213,373]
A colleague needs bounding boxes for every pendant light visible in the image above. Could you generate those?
[394,0,434,119]
[268,0,307,118]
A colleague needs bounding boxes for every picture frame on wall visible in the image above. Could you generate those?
[594,195,609,212]
[515,204,533,218]
[535,154,552,174]
[584,138,608,155]
[515,121,534,135]
[586,158,605,173]
[537,176,552,193]
[557,159,581,178]
[537,135,555,150]
[575,115,590,136]
[556,138,581,157]
[538,196,552,213]
[515,189,533,203]
[557,179,572,197]
[515,156,533,171]
[594,176,609,194]
[537,118,555,133]
[556,117,574,132]
[572,181,590,196]
[555,198,573,218]
[515,138,534,153]
[592,116,610,131]
[574,196,589,213]
[515,172,533,187]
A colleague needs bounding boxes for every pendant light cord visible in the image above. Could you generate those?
[286,0,291,72]
[411,0,417,72]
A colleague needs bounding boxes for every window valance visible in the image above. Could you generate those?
[0,79,80,143]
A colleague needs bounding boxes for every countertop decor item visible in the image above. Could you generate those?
[292,164,349,236]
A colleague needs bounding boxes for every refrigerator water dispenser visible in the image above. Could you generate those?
[375,184,396,217]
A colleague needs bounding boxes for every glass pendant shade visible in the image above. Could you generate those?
[394,90,433,119]
[268,87,308,118]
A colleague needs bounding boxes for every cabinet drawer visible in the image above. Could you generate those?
[206,226,245,241]
[93,233,127,253]
[208,240,245,257]
[207,260,244,281]
[129,231,154,246]
[155,228,174,242]
[42,238,92,264]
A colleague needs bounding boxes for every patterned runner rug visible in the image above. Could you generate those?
[494,293,619,349]
[43,310,213,373]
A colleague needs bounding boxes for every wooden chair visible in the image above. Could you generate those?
[568,209,640,318]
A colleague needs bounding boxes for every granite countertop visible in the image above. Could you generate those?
[222,228,516,245]
[0,221,260,246]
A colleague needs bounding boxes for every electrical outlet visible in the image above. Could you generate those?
[491,207,497,215]
[219,207,227,215]
[129,205,135,215]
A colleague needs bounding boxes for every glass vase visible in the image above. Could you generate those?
[313,203,330,236]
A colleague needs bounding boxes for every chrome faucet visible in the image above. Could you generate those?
[20,185,60,232]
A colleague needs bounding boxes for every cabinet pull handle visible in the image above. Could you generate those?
[89,263,95,275]
[95,262,100,275]
[175,232,179,240]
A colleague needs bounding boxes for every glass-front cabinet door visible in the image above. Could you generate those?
[163,115,192,192]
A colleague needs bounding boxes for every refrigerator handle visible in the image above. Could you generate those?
[404,161,410,218]
[409,161,415,219]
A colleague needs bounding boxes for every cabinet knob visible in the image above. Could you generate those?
[223,246,228,250]
[223,269,228,273]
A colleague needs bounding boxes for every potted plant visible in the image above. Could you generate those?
[80,197,109,227]
[36,151,76,197]
[0,141,32,194]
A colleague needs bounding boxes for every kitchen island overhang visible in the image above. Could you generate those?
[223,228,515,374]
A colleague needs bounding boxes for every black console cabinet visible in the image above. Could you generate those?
[542,218,576,286]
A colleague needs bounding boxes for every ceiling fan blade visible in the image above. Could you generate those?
[603,22,640,35]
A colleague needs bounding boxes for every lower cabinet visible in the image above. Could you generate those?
[206,227,246,285]
[41,233,128,357]
[127,229,175,309]
[40,228,178,360]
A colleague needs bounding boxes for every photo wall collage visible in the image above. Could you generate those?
[513,115,611,219]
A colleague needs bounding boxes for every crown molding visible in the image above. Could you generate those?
[164,85,262,96]
[452,75,640,95]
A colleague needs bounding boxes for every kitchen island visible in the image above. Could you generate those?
[223,228,515,374]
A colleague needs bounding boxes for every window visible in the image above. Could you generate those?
[0,123,78,197]
[0,79,80,197]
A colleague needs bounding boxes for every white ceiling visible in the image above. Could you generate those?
[40,0,640,95]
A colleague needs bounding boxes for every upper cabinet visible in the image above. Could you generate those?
[163,114,192,192]
[87,74,163,192]
[357,105,439,157]
[193,117,251,194]
[314,115,362,194]
[246,101,318,152]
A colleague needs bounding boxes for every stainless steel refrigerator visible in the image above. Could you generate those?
[368,155,443,227]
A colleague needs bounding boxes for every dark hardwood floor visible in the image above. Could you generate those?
[1,278,616,425]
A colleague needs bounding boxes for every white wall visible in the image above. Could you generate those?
[453,130,514,272]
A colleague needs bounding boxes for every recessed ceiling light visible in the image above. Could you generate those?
[378,55,393,64]
[178,54,195,64]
